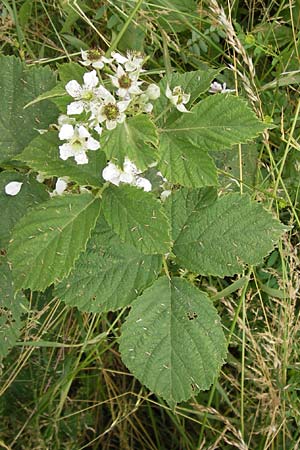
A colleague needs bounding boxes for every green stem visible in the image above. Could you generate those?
[107,0,145,56]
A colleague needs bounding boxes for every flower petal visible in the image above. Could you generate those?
[59,143,73,160]
[111,51,128,64]
[177,103,189,113]
[83,70,99,89]
[55,178,68,195]
[67,101,84,115]
[5,181,23,196]
[78,125,91,139]
[86,136,100,151]
[75,152,88,164]
[136,177,152,192]
[59,124,74,140]
[65,80,82,98]
[102,163,121,182]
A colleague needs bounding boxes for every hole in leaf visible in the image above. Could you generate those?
[187,311,198,320]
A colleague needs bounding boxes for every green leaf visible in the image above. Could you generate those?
[16,131,106,187]
[102,185,171,255]
[58,62,86,85]
[55,216,162,312]
[147,0,197,32]
[171,192,286,276]
[164,187,217,242]
[0,55,58,163]
[120,276,227,406]
[161,95,267,151]
[158,134,217,187]
[154,68,219,126]
[0,171,49,249]
[101,115,158,170]
[0,255,27,362]
[8,193,101,291]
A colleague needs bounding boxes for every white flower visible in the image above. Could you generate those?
[65,70,100,115]
[102,162,122,186]
[161,190,172,201]
[166,84,191,112]
[59,124,100,164]
[111,51,144,73]
[146,84,160,100]
[80,49,112,69]
[136,177,152,192]
[90,87,130,130]
[110,65,143,99]
[5,181,23,196]
[51,178,68,196]
[55,178,68,195]
[209,81,235,94]
[102,157,151,191]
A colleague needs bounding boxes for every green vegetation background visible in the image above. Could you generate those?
[0,0,299,449]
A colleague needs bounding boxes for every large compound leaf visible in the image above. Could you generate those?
[161,95,267,151]
[0,56,58,163]
[120,276,227,406]
[158,134,217,187]
[0,256,27,362]
[154,68,219,126]
[101,115,158,170]
[55,216,162,312]
[102,185,171,255]
[16,131,105,187]
[0,171,49,249]
[8,193,101,291]
[170,191,286,277]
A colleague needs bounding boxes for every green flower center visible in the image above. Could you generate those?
[88,49,102,61]
[119,75,132,89]
[104,103,119,120]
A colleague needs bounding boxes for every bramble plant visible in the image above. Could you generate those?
[0,50,286,407]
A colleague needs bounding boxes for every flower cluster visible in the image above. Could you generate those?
[56,50,166,191]
[53,49,195,193]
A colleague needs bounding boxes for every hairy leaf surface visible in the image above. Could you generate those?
[55,216,162,312]
[102,185,171,255]
[0,55,58,163]
[158,134,217,187]
[120,276,227,406]
[9,193,101,291]
[161,95,267,151]
[170,191,286,276]
[0,171,49,248]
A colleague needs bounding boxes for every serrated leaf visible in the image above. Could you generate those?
[0,171,49,249]
[161,95,267,151]
[8,193,101,291]
[101,115,158,170]
[102,185,171,255]
[120,276,227,406]
[58,62,86,85]
[158,134,217,187]
[171,192,286,276]
[164,187,217,242]
[154,68,219,126]
[16,131,105,187]
[0,55,58,163]
[55,216,162,312]
[0,256,27,362]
